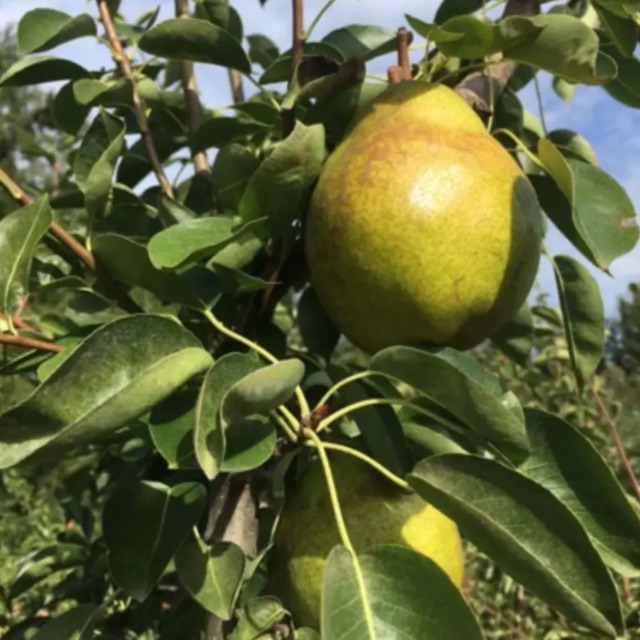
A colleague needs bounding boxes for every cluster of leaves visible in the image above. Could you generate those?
[0,0,640,639]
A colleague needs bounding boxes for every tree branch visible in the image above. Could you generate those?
[97,0,175,198]
[590,382,640,505]
[282,0,305,137]
[202,474,261,640]
[0,168,142,314]
[228,70,245,104]
[0,167,96,271]
[0,332,64,353]
[175,0,210,175]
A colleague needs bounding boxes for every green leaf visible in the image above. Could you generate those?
[370,346,529,463]
[259,42,344,84]
[148,216,266,270]
[304,82,385,145]
[0,199,53,317]
[231,597,287,640]
[0,315,213,468]
[222,415,276,472]
[546,129,597,164]
[536,139,639,269]
[597,6,638,56]
[505,14,616,84]
[434,14,616,84]
[521,409,640,577]
[175,530,245,619]
[72,78,133,107]
[194,353,260,479]
[239,122,325,237]
[433,0,484,24]
[247,34,279,69]
[222,359,305,423]
[409,455,623,637]
[283,57,365,111]
[490,303,534,366]
[600,44,640,107]
[552,255,605,388]
[322,25,400,62]
[148,386,199,469]
[552,77,576,104]
[322,545,483,640]
[17,9,96,54]
[139,18,251,73]
[31,604,99,640]
[212,143,261,213]
[213,264,273,295]
[298,287,340,363]
[53,81,90,135]
[195,0,243,40]
[73,110,125,218]
[193,117,268,153]
[0,56,88,87]
[9,544,87,599]
[103,481,206,600]
[93,233,220,308]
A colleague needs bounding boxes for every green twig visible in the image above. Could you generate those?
[316,370,378,408]
[306,0,339,41]
[492,128,546,170]
[307,440,411,490]
[272,410,299,442]
[533,73,548,136]
[303,428,376,635]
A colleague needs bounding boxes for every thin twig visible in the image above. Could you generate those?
[97,0,174,198]
[0,332,63,353]
[282,0,305,137]
[0,168,141,314]
[590,382,640,505]
[227,70,245,104]
[175,0,209,175]
[0,167,96,271]
[292,0,305,75]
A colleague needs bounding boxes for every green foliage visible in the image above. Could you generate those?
[0,1,639,639]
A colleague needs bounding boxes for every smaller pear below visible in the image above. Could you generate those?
[305,80,543,353]
[270,455,465,629]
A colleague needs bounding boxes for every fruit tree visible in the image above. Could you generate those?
[0,0,639,638]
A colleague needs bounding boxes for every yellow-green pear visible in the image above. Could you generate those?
[305,81,543,353]
[272,455,464,629]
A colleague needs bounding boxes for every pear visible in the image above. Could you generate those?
[305,81,543,353]
[271,455,464,629]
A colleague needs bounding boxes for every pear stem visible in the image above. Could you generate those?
[306,440,411,490]
[397,27,412,80]
[303,429,355,550]
[302,428,377,636]
[387,27,412,84]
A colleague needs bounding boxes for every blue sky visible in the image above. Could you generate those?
[1,0,638,317]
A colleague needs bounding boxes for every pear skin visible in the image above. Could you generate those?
[305,81,543,353]
[272,455,464,629]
